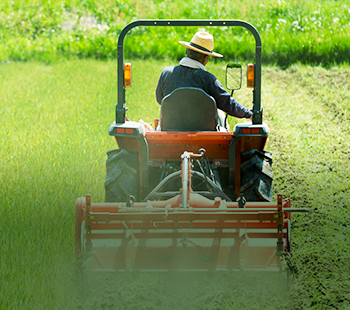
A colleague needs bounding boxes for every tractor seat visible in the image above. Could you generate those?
[160,87,218,131]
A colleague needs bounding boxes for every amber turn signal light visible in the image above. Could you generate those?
[247,64,254,88]
[124,63,132,87]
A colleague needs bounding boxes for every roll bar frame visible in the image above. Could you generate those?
[116,19,263,125]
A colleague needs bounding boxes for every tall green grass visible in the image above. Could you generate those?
[1,0,350,66]
[0,60,117,308]
[1,59,350,308]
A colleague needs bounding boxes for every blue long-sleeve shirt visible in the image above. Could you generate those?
[156,64,252,119]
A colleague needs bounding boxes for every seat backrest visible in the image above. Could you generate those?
[160,87,217,131]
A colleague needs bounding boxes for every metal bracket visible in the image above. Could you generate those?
[237,193,247,208]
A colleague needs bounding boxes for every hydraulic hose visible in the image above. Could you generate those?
[142,171,181,202]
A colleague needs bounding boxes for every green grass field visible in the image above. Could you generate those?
[1,59,350,309]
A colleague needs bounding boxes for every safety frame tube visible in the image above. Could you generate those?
[116,19,262,124]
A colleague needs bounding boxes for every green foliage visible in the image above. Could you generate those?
[1,0,350,66]
[1,60,350,308]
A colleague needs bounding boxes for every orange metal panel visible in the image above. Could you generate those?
[145,131,234,160]
[91,221,284,230]
[239,135,268,153]
[90,212,278,222]
[90,232,288,240]
[78,195,293,272]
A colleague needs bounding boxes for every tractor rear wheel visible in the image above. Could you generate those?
[105,149,139,202]
[240,149,273,201]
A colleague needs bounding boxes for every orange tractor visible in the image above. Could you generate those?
[75,20,306,273]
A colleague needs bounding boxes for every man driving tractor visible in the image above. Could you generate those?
[156,31,253,124]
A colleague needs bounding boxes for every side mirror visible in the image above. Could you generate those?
[226,63,242,91]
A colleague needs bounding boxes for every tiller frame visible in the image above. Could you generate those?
[76,151,307,272]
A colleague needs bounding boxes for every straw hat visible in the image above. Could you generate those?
[179,32,223,58]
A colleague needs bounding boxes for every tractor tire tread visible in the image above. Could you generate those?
[105,149,139,202]
[240,149,273,202]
